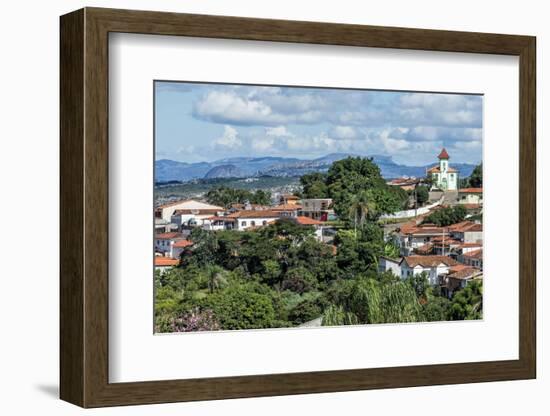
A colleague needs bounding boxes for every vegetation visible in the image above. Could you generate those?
[415,185,430,206]
[423,205,467,227]
[205,186,271,208]
[459,163,482,189]
[155,157,482,332]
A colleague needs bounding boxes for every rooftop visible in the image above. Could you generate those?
[272,204,303,211]
[293,216,325,226]
[172,240,193,248]
[463,248,483,259]
[438,148,450,159]
[155,232,184,240]
[154,257,179,267]
[226,210,281,219]
[459,188,483,194]
[401,255,458,268]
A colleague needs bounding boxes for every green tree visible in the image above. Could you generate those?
[348,190,377,237]
[206,265,228,294]
[423,205,467,227]
[415,185,430,206]
[300,172,329,198]
[322,304,359,326]
[200,284,279,330]
[450,280,483,320]
[326,157,402,222]
[467,163,483,188]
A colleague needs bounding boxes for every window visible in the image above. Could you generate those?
[241,221,247,227]
[262,220,267,225]
[251,221,256,226]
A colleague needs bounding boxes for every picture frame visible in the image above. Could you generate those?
[60,7,536,408]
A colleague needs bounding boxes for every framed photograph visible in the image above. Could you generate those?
[60,7,536,408]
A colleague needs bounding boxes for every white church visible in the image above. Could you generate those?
[427,148,458,191]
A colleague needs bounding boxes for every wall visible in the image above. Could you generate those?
[380,196,444,219]
[0,1,546,415]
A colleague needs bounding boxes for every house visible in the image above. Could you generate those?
[448,221,483,244]
[430,235,462,256]
[225,210,281,231]
[288,216,330,242]
[154,218,178,234]
[379,256,402,277]
[202,216,236,231]
[272,203,302,218]
[387,177,419,191]
[442,265,482,297]
[155,199,223,223]
[170,239,193,259]
[397,222,449,256]
[279,194,301,205]
[399,255,458,285]
[427,148,458,191]
[300,198,333,221]
[459,248,483,269]
[229,202,271,212]
[458,188,483,205]
[154,256,179,274]
[154,232,185,256]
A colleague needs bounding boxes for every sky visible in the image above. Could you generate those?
[155,81,483,166]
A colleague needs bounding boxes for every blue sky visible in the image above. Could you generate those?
[155,81,483,166]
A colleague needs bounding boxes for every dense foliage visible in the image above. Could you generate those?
[423,205,467,227]
[155,157,482,332]
[467,163,483,188]
[205,186,271,208]
[155,221,482,331]
[415,185,430,205]
[301,157,408,223]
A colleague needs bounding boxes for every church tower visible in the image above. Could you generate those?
[427,148,457,191]
[438,148,450,173]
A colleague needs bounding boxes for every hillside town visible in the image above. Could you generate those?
[154,149,483,331]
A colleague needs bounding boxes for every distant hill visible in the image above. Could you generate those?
[155,154,477,183]
[204,164,245,179]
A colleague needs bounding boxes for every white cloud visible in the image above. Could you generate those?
[329,125,357,139]
[214,126,242,149]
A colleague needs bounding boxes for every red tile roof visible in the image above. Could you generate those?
[401,255,458,268]
[172,240,193,248]
[459,188,483,194]
[172,209,221,215]
[154,257,179,267]
[438,148,450,159]
[294,216,324,226]
[427,165,457,173]
[448,221,483,233]
[448,265,481,280]
[272,204,302,211]
[463,249,483,259]
[226,210,281,219]
[155,232,183,240]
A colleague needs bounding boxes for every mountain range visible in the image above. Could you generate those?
[155,153,477,183]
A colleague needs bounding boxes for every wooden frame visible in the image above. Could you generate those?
[60,7,536,408]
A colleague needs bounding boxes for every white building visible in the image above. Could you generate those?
[458,188,483,204]
[154,256,179,274]
[155,199,224,223]
[399,255,459,285]
[379,256,402,277]
[458,248,483,269]
[154,232,185,255]
[448,221,483,244]
[398,222,450,256]
[300,198,333,221]
[225,210,281,231]
[427,148,458,191]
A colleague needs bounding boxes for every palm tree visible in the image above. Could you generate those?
[206,265,227,294]
[348,190,376,239]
